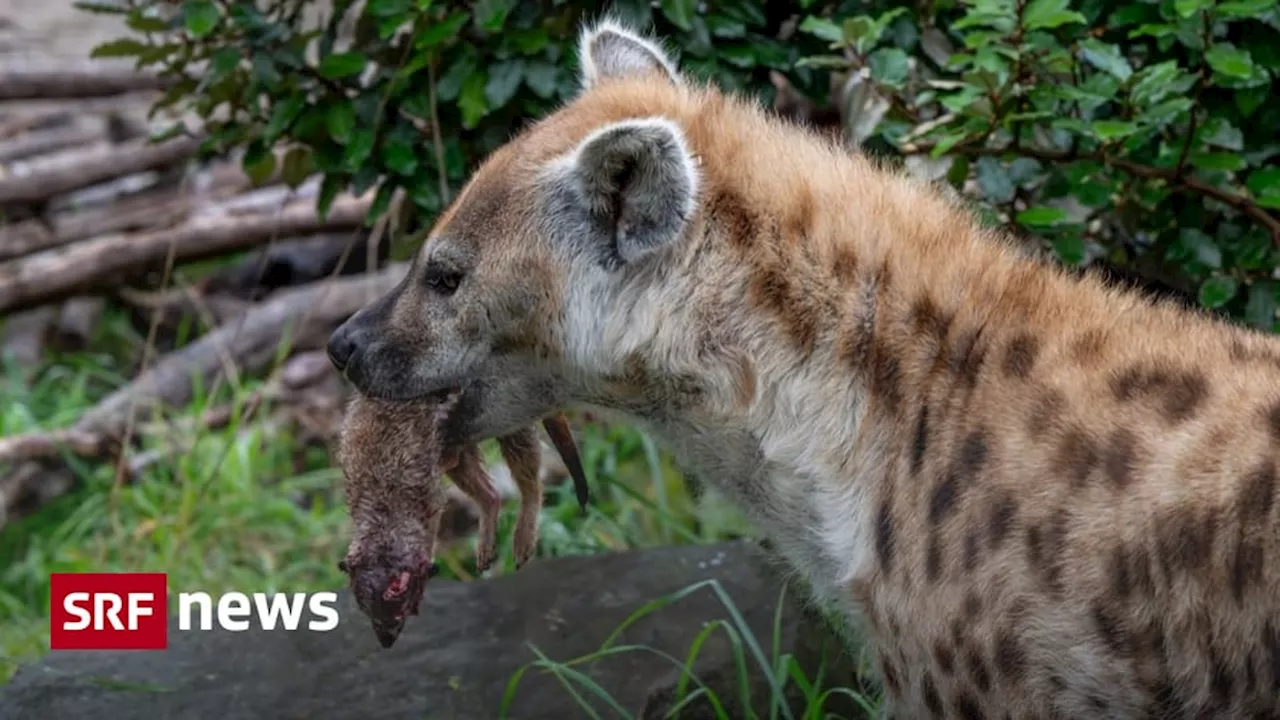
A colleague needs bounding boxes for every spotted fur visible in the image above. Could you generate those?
[330,18,1280,718]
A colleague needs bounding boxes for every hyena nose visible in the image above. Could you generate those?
[327,323,359,372]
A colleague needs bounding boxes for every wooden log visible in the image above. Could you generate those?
[0,161,252,261]
[0,194,372,313]
[0,119,104,163]
[0,135,200,204]
[0,62,169,101]
[0,263,408,466]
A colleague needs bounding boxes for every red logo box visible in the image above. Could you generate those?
[49,573,168,650]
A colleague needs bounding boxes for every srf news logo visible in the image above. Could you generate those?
[50,573,339,651]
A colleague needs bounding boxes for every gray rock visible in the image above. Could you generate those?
[3,542,863,719]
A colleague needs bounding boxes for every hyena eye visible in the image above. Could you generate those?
[423,260,464,295]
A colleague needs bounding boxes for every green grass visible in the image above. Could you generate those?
[0,303,878,716]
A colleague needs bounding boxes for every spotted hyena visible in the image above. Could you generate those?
[327,19,1280,718]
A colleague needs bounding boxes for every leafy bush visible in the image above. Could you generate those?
[74,0,825,238]
[78,0,1279,326]
[796,0,1280,327]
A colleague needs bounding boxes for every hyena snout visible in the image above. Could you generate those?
[328,291,425,399]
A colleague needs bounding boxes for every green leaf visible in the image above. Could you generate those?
[1247,168,1280,196]
[281,147,313,189]
[1189,153,1246,171]
[1179,229,1222,269]
[1079,39,1132,81]
[458,73,488,129]
[184,0,220,37]
[1247,168,1280,209]
[326,101,357,144]
[473,0,513,32]
[868,48,910,88]
[1218,0,1277,17]
[264,95,304,142]
[1205,44,1255,79]
[1200,118,1244,151]
[1174,0,1213,17]
[798,16,843,44]
[1090,120,1139,140]
[382,139,419,177]
[975,157,1016,203]
[1016,206,1068,226]
[484,58,524,109]
[242,146,276,186]
[126,9,170,32]
[317,174,347,221]
[1198,276,1239,309]
[661,0,696,31]
[366,180,398,226]
[89,39,149,59]
[416,12,469,48]
[345,128,376,169]
[74,2,129,14]
[1023,0,1086,30]
[1052,234,1087,266]
[1245,280,1277,330]
[367,0,411,16]
[209,48,240,77]
[524,60,559,99]
[318,52,368,79]
[1129,60,1192,106]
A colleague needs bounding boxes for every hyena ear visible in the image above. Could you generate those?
[568,118,699,266]
[578,19,680,90]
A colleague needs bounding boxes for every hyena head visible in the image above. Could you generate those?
[327,19,700,412]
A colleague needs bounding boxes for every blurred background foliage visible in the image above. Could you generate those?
[77,0,1280,325]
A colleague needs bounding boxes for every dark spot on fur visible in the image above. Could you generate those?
[926,534,943,581]
[1056,427,1098,487]
[712,191,757,249]
[1231,539,1264,603]
[949,328,988,388]
[751,263,821,357]
[954,692,983,720]
[923,674,943,714]
[1002,333,1039,379]
[930,475,961,526]
[869,340,904,415]
[963,592,983,619]
[988,495,1017,548]
[1028,389,1066,439]
[910,296,954,342]
[1240,461,1276,525]
[832,245,859,283]
[966,646,992,694]
[1110,365,1209,423]
[911,406,930,477]
[1212,656,1235,703]
[879,654,900,695]
[994,628,1026,682]
[1070,329,1108,365]
[1026,510,1069,595]
[1267,402,1280,444]
[1109,545,1132,598]
[934,640,955,673]
[963,529,982,571]
[875,499,895,575]
[1156,507,1217,575]
[1265,622,1280,691]
[958,429,990,478]
[1102,428,1140,489]
[1092,603,1128,654]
